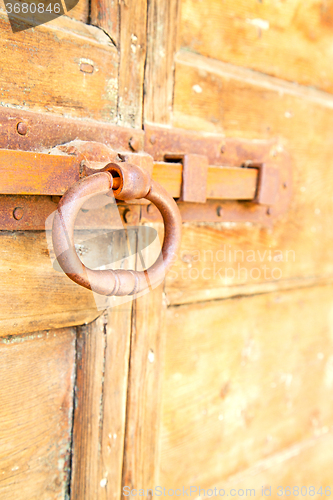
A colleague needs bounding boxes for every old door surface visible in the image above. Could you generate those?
[1,0,333,499]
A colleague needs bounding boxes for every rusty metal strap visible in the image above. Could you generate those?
[0,149,259,201]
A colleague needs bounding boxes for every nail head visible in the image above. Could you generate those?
[13,207,24,220]
[17,122,28,136]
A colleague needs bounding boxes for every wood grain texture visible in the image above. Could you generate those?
[122,284,166,497]
[71,304,132,500]
[211,432,333,498]
[117,0,147,128]
[70,315,106,500]
[179,0,333,93]
[164,50,333,304]
[0,225,139,336]
[90,0,118,45]
[0,327,76,499]
[0,231,100,336]
[144,0,180,124]
[159,285,333,489]
[65,0,89,23]
[0,12,118,121]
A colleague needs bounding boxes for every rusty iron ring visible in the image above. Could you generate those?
[52,162,182,296]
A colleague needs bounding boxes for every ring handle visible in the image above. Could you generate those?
[52,162,182,296]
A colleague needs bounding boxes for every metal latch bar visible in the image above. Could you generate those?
[0,149,261,202]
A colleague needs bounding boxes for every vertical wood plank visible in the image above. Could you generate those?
[117,0,148,128]
[90,0,119,45]
[0,328,76,500]
[121,284,166,497]
[144,0,180,124]
[159,285,333,488]
[70,303,132,500]
[70,315,106,499]
[100,304,133,500]
[65,0,89,23]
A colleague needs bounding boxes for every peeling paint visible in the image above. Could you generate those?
[192,84,203,93]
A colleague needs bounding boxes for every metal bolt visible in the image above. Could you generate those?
[13,207,24,220]
[123,208,139,224]
[129,136,140,152]
[216,206,223,217]
[17,122,28,136]
[149,135,156,145]
[147,203,156,214]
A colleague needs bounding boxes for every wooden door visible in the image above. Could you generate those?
[1,1,333,499]
[0,1,146,498]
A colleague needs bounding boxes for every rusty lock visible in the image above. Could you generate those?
[52,161,182,296]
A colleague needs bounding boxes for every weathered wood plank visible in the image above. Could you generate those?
[0,231,101,336]
[99,304,133,500]
[165,50,333,304]
[0,223,139,336]
[122,284,166,497]
[144,0,180,124]
[117,0,147,128]
[0,12,118,121]
[71,304,132,500]
[212,432,333,498]
[65,0,89,23]
[179,0,333,93]
[0,327,76,499]
[70,316,106,500]
[159,285,333,488]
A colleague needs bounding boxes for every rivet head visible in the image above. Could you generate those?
[123,208,139,225]
[149,135,156,145]
[13,207,24,220]
[129,136,140,152]
[17,122,28,136]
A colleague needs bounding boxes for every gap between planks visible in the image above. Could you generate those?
[166,275,333,308]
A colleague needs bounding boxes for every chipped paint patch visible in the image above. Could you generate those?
[100,478,107,488]
[192,84,203,93]
[148,349,155,363]
[324,355,333,388]
[104,77,118,102]
[246,18,270,30]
